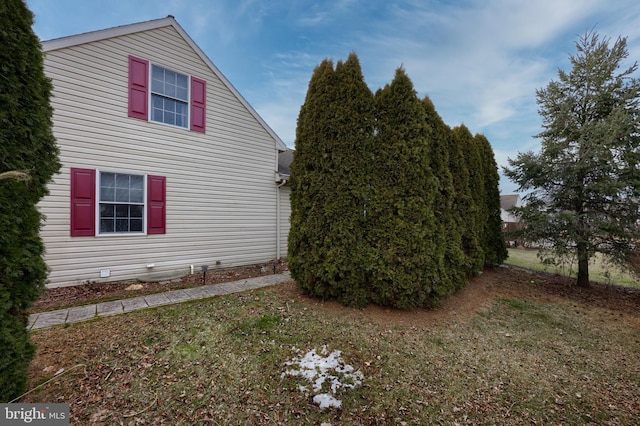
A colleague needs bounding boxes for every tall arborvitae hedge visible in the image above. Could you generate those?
[0,0,61,402]
[289,53,506,308]
[457,125,486,273]
[449,125,484,275]
[368,69,443,308]
[326,53,375,306]
[422,97,467,293]
[288,60,336,298]
[475,134,508,265]
[288,53,374,306]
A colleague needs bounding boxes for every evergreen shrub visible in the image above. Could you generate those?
[0,0,60,401]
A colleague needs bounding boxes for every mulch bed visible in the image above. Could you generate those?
[30,260,288,314]
[29,260,639,318]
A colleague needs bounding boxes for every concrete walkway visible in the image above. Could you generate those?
[28,272,292,331]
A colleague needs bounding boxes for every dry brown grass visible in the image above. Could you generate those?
[506,248,640,288]
[22,268,640,425]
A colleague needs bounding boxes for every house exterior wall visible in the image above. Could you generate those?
[39,25,282,288]
[500,209,520,223]
[500,196,522,223]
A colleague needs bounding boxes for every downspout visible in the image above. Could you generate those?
[276,176,288,259]
[274,148,280,260]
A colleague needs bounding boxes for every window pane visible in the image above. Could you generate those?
[151,96,163,122]
[101,172,115,187]
[115,174,129,187]
[175,114,184,128]
[152,107,163,122]
[165,99,176,113]
[130,189,143,203]
[152,95,163,109]
[116,188,130,202]
[165,69,176,86]
[130,175,143,190]
[176,102,187,127]
[100,173,115,202]
[100,219,114,233]
[151,78,162,93]
[116,219,129,232]
[177,85,188,101]
[152,66,164,82]
[128,192,140,203]
[176,102,187,116]
[115,205,129,218]
[130,219,143,232]
[162,82,172,98]
[130,204,143,218]
[100,204,114,218]
[101,186,114,202]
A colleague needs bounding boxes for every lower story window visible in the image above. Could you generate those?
[70,168,166,236]
[99,172,144,234]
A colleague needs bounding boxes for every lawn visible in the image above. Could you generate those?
[22,268,640,425]
[505,247,640,289]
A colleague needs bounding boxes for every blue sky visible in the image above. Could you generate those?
[27,0,640,194]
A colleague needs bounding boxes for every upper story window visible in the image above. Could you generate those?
[151,65,189,128]
[128,55,206,133]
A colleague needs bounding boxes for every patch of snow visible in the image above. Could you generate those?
[313,393,342,409]
[282,345,364,409]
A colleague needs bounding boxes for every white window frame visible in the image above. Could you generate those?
[149,63,190,129]
[96,170,148,236]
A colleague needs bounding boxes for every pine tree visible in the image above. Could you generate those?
[505,31,640,287]
[0,0,61,401]
[475,134,508,265]
[368,68,442,308]
[422,97,467,292]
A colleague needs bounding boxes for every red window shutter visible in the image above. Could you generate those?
[128,55,149,120]
[190,77,206,133]
[147,175,166,234]
[70,168,96,237]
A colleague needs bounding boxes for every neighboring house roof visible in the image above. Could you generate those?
[500,194,521,223]
[41,15,287,152]
[500,194,521,211]
[278,149,293,177]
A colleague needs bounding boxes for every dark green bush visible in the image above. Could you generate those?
[476,134,508,265]
[0,309,36,402]
[0,0,60,402]
[367,69,444,308]
[289,54,505,309]
[422,97,468,294]
[451,125,484,275]
[288,54,374,307]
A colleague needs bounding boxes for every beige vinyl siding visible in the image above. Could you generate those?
[39,25,282,287]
